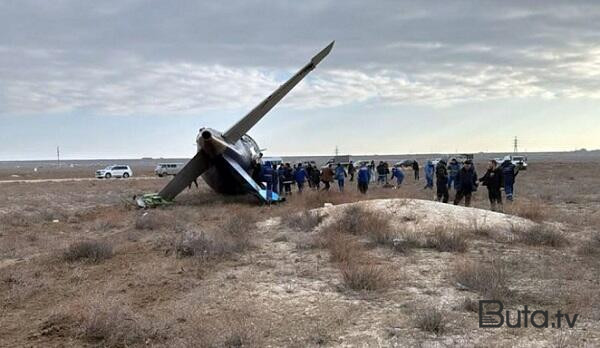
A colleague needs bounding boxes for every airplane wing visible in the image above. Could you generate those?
[158,151,210,200]
[222,41,334,144]
[222,154,281,203]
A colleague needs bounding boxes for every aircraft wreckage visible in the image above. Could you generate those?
[136,41,334,207]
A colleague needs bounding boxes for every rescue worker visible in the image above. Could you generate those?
[447,158,460,191]
[357,162,370,194]
[320,164,334,191]
[435,157,449,203]
[454,159,478,207]
[500,155,519,201]
[377,161,386,184]
[310,166,321,190]
[424,160,434,189]
[277,163,285,194]
[348,161,356,182]
[391,166,405,188]
[479,159,503,211]
[272,163,279,195]
[283,163,294,195]
[413,160,420,180]
[335,163,347,192]
[294,163,307,192]
[369,160,376,183]
[252,159,263,188]
[306,163,314,188]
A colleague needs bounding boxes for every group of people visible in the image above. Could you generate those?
[253,156,519,210]
[423,155,519,211]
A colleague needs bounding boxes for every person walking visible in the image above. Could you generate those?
[310,166,321,190]
[294,163,307,193]
[376,161,386,185]
[424,160,434,189]
[447,158,460,191]
[283,163,294,195]
[500,155,519,201]
[306,163,314,189]
[335,163,347,192]
[320,164,334,191]
[412,160,420,180]
[369,160,376,183]
[454,159,478,207]
[479,159,503,211]
[435,158,450,203]
[272,163,279,195]
[357,162,370,194]
[391,166,405,188]
[347,161,356,182]
[277,164,285,194]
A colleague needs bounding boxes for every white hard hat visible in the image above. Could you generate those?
[503,155,511,162]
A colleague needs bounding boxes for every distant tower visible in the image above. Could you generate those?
[334,145,339,157]
[513,136,518,153]
[57,146,60,167]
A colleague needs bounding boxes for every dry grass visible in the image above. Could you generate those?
[340,262,390,291]
[453,259,511,301]
[134,211,165,230]
[577,230,600,256]
[514,224,568,248]
[415,307,446,335]
[325,232,364,264]
[424,228,468,252]
[174,212,254,261]
[61,240,113,263]
[507,200,548,222]
[286,210,324,232]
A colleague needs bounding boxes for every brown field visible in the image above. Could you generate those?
[1,159,600,347]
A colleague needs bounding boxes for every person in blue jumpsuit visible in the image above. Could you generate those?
[391,166,405,188]
[447,158,460,191]
[294,163,307,193]
[357,162,371,194]
[335,163,347,192]
[424,160,435,189]
[500,156,519,201]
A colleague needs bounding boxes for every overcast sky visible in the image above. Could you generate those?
[1,0,600,160]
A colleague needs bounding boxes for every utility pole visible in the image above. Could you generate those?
[513,136,518,153]
[334,145,339,157]
[57,146,60,167]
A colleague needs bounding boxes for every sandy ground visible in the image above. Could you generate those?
[1,160,600,347]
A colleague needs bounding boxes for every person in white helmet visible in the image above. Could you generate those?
[500,155,519,201]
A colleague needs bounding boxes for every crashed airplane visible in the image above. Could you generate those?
[137,41,334,207]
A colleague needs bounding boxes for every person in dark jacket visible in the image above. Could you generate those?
[435,158,449,203]
[251,160,263,188]
[357,162,370,194]
[272,163,279,195]
[347,161,356,182]
[320,164,334,191]
[283,163,294,195]
[454,160,478,207]
[376,161,386,185]
[500,156,519,201]
[412,160,420,180]
[294,163,307,193]
[277,164,285,194]
[479,160,503,211]
[447,158,460,191]
[305,164,314,188]
[310,166,321,190]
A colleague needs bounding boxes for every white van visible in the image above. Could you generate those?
[155,163,183,177]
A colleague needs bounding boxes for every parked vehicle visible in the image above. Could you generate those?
[154,163,183,177]
[496,155,528,170]
[96,165,133,179]
[262,157,283,166]
[394,159,415,167]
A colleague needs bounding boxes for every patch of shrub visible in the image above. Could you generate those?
[326,233,363,264]
[78,301,154,347]
[577,230,600,256]
[390,232,422,253]
[425,228,468,253]
[62,241,113,263]
[453,260,511,301]
[340,262,390,291]
[415,308,445,334]
[515,224,568,248]
[286,210,324,232]
[508,200,547,222]
[134,212,163,230]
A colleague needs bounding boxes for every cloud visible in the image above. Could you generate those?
[1,1,600,115]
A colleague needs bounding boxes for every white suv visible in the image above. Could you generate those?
[95,165,133,179]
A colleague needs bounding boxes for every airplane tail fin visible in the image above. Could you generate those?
[222,41,334,144]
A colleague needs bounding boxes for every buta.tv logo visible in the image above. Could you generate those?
[479,300,579,329]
